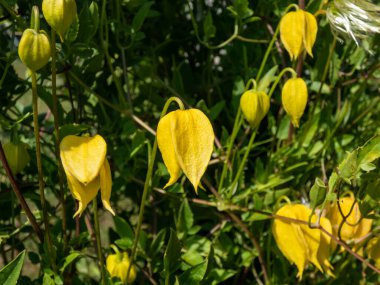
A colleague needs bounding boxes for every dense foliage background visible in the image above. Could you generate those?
[0,0,379,284]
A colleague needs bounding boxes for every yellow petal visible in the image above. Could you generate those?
[282,78,308,128]
[303,11,318,57]
[273,204,308,279]
[106,254,117,275]
[66,171,100,217]
[367,237,380,268]
[170,109,214,192]
[157,112,182,188]
[280,10,305,60]
[240,90,270,128]
[60,135,107,185]
[100,159,115,215]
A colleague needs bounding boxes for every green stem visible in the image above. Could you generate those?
[126,97,185,281]
[229,130,257,194]
[93,198,106,285]
[50,30,68,251]
[31,6,40,31]
[267,67,297,98]
[31,71,56,271]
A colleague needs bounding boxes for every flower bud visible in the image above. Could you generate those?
[240,90,270,128]
[280,10,318,60]
[3,142,30,175]
[106,251,136,283]
[18,29,51,71]
[281,78,308,128]
[42,0,77,41]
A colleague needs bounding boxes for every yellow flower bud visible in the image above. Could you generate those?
[3,142,30,175]
[18,29,51,71]
[42,0,77,41]
[240,90,270,128]
[366,237,380,269]
[60,135,115,217]
[281,78,308,128]
[157,109,214,193]
[280,10,318,60]
[272,204,333,279]
[106,251,136,283]
[326,196,372,243]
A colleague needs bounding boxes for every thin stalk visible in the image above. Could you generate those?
[93,198,106,285]
[51,30,68,251]
[267,67,297,98]
[127,97,185,281]
[31,71,56,270]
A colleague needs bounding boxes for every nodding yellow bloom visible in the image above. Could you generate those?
[366,237,380,269]
[240,90,270,129]
[60,135,114,217]
[281,78,308,128]
[326,196,372,243]
[3,142,30,175]
[157,109,214,193]
[272,204,334,279]
[280,10,318,60]
[18,29,51,71]
[106,251,136,283]
[42,0,77,41]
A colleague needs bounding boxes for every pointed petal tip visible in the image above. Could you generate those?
[102,200,116,216]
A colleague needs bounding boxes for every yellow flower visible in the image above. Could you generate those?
[281,78,308,128]
[3,142,30,175]
[106,251,136,283]
[60,135,114,217]
[272,204,333,279]
[326,196,372,243]
[18,28,51,71]
[366,237,380,269]
[280,10,318,60]
[157,109,214,193]
[42,0,77,41]
[240,90,270,128]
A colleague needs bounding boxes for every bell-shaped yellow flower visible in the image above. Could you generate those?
[366,237,380,268]
[326,196,372,243]
[280,10,318,60]
[240,90,270,128]
[157,109,214,193]
[42,0,77,41]
[281,78,308,128]
[106,251,136,283]
[60,135,115,217]
[3,142,30,175]
[273,204,333,279]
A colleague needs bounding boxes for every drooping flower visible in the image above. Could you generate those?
[60,135,114,217]
[156,109,214,193]
[326,0,380,46]
[280,9,318,60]
[281,77,308,128]
[106,249,136,283]
[240,90,270,128]
[3,142,30,175]
[272,204,333,279]
[326,196,372,243]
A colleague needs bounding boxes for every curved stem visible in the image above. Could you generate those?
[127,97,185,280]
[51,30,68,251]
[31,6,39,31]
[93,198,106,285]
[267,67,297,98]
[31,71,56,271]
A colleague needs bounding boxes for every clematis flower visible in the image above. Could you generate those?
[60,135,114,217]
[280,9,318,60]
[156,109,214,193]
[240,90,270,128]
[326,196,372,244]
[272,204,334,279]
[106,249,136,283]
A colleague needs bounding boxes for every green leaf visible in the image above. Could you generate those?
[164,229,182,277]
[337,150,358,183]
[228,0,253,20]
[203,11,216,42]
[59,124,91,139]
[178,260,208,285]
[358,135,380,166]
[149,228,167,257]
[309,178,327,209]
[113,216,134,240]
[60,251,81,273]
[65,15,80,43]
[257,65,278,93]
[132,2,153,32]
[0,250,25,285]
[176,200,194,238]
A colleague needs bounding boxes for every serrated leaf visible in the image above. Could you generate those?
[337,150,358,182]
[0,250,25,285]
